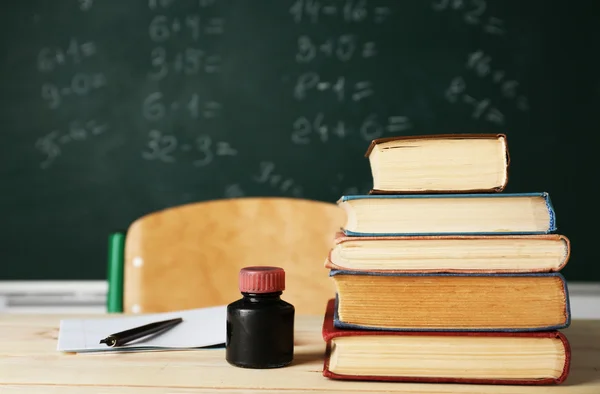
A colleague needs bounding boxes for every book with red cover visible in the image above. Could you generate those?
[321,299,571,385]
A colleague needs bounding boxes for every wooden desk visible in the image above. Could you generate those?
[1,315,599,393]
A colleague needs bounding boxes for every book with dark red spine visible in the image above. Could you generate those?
[321,299,571,385]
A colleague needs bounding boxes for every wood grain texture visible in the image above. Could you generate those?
[0,388,372,394]
[123,197,346,314]
[0,315,599,393]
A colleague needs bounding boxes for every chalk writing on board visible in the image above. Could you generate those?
[141,131,236,167]
[431,0,504,35]
[41,73,107,109]
[445,77,504,124]
[295,35,377,63]
[360,113,413,140]
[291,113,347,144]
[148,0,174,10]
[38,39,97,72]
[329,174,372,195]
[224,184,245,198]
[465,50,529,111]
[35,121,108,169]
[148,47,221,81]
[142,92,221,121]
[444,48,529,125]
[289,2,411,145]
[142,130,177,163]
[289,0,391,24]
[144,4,224,165]
[36,4,109,171]
[148,15,223,42]
[148,0,217,10]
[291,113,412,144]
[253,162,303,197]
[78,0,93,11]
[293,73,373,102]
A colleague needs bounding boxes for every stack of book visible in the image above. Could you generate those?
[322,134,571,385]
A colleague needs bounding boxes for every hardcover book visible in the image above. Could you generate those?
[330,270,570,331]
[365,133,509,194]
[324,232,570,273]
[337,192,556,236]
[322,299,571,385]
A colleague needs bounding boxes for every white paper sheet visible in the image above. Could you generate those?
[57,305,226,353]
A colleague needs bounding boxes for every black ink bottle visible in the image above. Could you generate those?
[226,266,295,368]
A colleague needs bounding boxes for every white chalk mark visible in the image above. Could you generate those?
[484,17,505,35]
[445,77,466,103]
[387,116,412,132]
[493,71,505,83]
[225,184,245,198]
[362,42,377,58]
[471,98,491,119]
[486,108,505,124]
[317,82,330,90]
[374,7,391,23]
[205,18,225,35]
[462,95,476,104]
[352,81,373,101]
[216,142,237,156]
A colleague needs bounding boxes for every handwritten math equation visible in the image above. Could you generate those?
[142,0,229,168]
[224,160,305,199]
[31,0,535,202]
[444,49,529,126]
[35,120,108,169]
[289,0,413,145]
[141,130,237,168]
[431,0,504,35]
[35,1,109,169]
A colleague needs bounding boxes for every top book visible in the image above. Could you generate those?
[366,134,509,194]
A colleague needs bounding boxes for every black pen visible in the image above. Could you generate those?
[99,317,183,347]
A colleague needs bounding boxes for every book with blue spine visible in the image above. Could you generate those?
[337,192,556,236]
[320,134,573,386]
[329,270,571,332]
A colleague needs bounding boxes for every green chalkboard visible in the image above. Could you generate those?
[1,0,598,281]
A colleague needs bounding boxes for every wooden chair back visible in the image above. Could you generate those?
[123,197,345,315]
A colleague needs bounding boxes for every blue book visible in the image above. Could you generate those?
[337,192,556,236]
[330,270,570,332]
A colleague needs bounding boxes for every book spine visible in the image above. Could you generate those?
[543,192,557,231]
[340,192,549,202]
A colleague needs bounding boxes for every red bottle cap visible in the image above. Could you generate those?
[239,266,285,294]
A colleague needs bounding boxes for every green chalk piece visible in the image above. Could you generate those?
[106,232,125,313]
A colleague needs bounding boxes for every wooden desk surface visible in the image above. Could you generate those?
[1,314,599,393]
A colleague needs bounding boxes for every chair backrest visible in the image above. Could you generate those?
[123,197,346,315]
